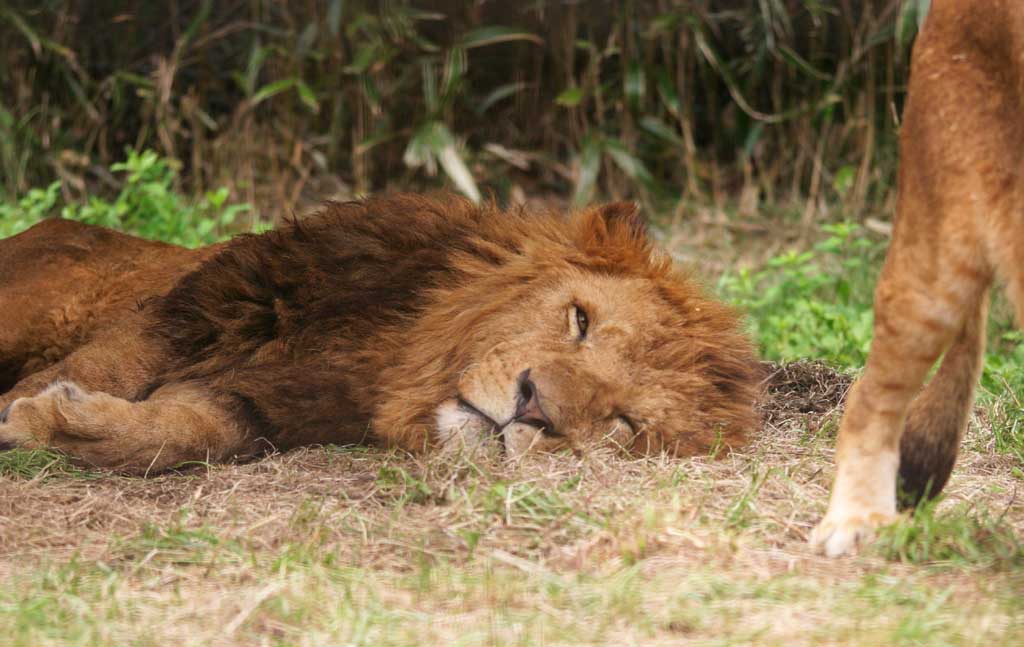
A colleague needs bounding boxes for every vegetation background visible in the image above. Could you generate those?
[1,0,929,217]
[1,1,1022,645]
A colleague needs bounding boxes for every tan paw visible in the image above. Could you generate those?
[0,380,89,449]
[0,401,16,450]
[810,509,901,557]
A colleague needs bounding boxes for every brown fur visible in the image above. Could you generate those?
[0,194,759,472]
[812,0,1024,556]
[0,220,217,391]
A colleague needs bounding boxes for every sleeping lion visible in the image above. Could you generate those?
[0,194,759,472]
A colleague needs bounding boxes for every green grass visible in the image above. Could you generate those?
[8,567,985,646]
[0,448,100,480]
[872,501,1023,569]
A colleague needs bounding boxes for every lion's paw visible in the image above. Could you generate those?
[0,380,92,450]
[810,509,900,557]
[0,398,31,449]
[0,403,15,450]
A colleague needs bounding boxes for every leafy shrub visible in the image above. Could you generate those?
[0,179,60,239]
[719,223,884,369]
[0,149,252,247]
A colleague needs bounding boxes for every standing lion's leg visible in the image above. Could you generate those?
[809,233,989,557]
[0,380,251,473]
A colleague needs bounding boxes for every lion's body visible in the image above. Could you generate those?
[0,194,759,472]
[812,0,1024,556]
[0,220,216,392]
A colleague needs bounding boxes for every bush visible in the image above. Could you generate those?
[0,149,253,247]
[719,222,883,368]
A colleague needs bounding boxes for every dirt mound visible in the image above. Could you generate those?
[758,360,855,427]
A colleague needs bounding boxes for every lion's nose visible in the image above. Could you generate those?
[514,369,557,435]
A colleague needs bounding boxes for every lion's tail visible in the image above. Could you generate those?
[897,292,989,509]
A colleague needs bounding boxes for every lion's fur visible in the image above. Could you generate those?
[0,194,759,471]
[0,219,217,391]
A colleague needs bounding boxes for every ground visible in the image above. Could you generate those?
[1,361,1020,646]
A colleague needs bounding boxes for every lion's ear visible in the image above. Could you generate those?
[595,201,646,239]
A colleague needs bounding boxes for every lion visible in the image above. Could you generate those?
[0,193,759,472]
[811,0,1024,556]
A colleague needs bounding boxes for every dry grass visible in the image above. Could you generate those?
[1,362,1021,646]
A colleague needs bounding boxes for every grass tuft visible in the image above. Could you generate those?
[0,448,101,480]
[872,500,1023,569]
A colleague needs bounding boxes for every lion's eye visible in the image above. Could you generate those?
[573,305,589,340]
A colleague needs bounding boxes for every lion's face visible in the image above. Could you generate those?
[435,272,651,456]
[421,204,759,459]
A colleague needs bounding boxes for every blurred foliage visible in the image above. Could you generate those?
[0,1,927,217]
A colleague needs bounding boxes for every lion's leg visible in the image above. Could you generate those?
[0,313,161,412]
[0,380,250,473]
[810,238,987,557]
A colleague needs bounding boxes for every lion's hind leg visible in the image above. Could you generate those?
[0,380,251,473]
[810,253,990,557]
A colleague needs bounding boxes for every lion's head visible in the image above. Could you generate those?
[372,199,760,458]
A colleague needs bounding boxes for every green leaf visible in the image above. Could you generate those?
[355,129,400,155]
[345,42,384,75]
[624,62,646,107]
[294,79,319,113]
[421,58,439,114]
[437,142,481,204]
[403,122,480,203]
[573,137,602,207]
[297,23,318,56]
[250,79,297,106]
[917,0,932,27]
[639,116,683,147]
[441,47,467,105]
[897,0,932,50]
[833,165,856,197]
[777,44,832,81]
[556,87,584,108]
[242,44,268,97]
[604,139,653,184]
[180,0,212,46]
[655,67,681,117]
[477,82,527,114]
[459,26,542,49]
[743,123,764,156]
[250,78,318,113]
[649,12,682,34]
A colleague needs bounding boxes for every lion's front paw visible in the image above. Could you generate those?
[0,401,15,450]
[810,508,900,557]
[0,380,90,450]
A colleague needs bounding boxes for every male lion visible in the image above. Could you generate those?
[0,194,759,472]
[812,0,1024,556]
